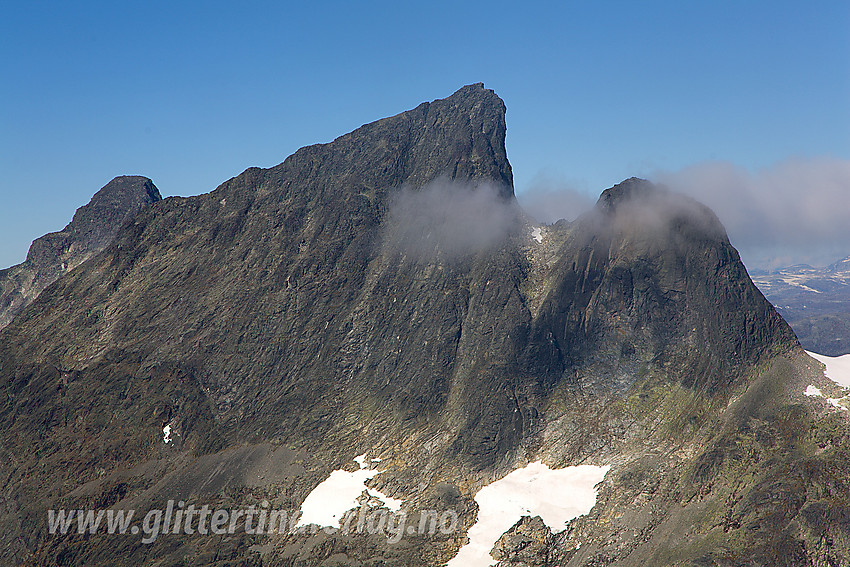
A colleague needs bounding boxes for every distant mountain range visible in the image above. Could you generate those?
[752,256,850,356]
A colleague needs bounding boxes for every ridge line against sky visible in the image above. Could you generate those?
[1,1,848,270]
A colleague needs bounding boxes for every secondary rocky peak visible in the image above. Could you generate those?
[593,177,728,243]
[39,176,162,260]
[596,176,660,213]
[77,175,161,221]
[0,176,161,329]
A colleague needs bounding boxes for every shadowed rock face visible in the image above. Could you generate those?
[2,85,843,567]
[530,179,797,395]
[0,176,161,329]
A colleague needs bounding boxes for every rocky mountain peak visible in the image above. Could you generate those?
[0,176,161,329]
[0,86,839,567]
[68,176,161,231]
[279,82,513,198]
[27,176,161,264]
[592,177,728,245]
[596,176,660,213]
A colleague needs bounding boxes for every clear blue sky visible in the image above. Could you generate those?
[2,1,848,268]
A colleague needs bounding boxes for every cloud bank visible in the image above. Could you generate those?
[389,158,850,271]
[384,179,520,260]
[654,157,850,269]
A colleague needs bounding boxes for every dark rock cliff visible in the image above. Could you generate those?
[0,85,843,567]
[531,178,796,393]
[0,176,161,329]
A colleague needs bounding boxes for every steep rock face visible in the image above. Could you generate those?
[529,179,795,394]
[0,85,843,567]
[0,85,529,565]
[0,176,162,329]
[1,84,527,471]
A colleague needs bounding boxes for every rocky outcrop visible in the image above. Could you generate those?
[0,176,161,329]
[532,178,797,394]
[492,516,554,566]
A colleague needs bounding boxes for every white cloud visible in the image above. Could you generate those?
[653,157,850,268]
[385,178,520,260]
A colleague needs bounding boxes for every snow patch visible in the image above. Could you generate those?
[803,352,850,411]
[805,384,823,397]
[163,424,172,444]
[447,462,609,567]
[807,351,850,389]
[804,384,848,410]
[296,454,403,528]
[781,278,822,293]
[794,283,822,293]
[530,226,544,243]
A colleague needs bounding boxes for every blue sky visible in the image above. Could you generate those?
[2,1,849,269]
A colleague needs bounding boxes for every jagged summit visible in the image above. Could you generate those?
[242,82,514,204]
[26,176,161,265]
[596,176,660,212]
[0,176,161,329]
[591,176,729,244]
[69,176,160,229]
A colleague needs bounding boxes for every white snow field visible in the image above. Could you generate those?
[296,454,403,528]
[804,351,850,410]
[447,462,610,567]
[530,226,544,243]
[806,351,850,388]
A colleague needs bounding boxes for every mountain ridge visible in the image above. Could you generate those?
[0,85,847,567]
